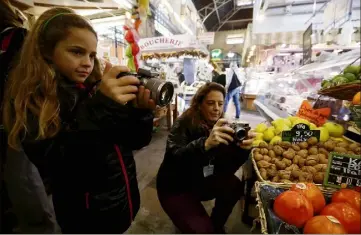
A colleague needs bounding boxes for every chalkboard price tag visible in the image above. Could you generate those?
[323,153,361,189]
[281,123,320,144]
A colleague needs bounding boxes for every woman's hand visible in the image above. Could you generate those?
[98,66,140,105]
[132,86,156,110]
[205,119,234,151]
[238,131,257,150]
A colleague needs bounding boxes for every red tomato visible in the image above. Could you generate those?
[291,183,326,214]
[303,215,347,234]
[273,191,313,228]
[321,202,361,234]
[332,188,361,211]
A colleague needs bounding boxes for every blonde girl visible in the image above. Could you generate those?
[3,7,155,233]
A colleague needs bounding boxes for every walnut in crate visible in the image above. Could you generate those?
[314,172,325,184]
[285,164,299,172]
[278,170,291,180]
[257,160,272,168]
[318,142,325,148]
[268,144,274,151]
[263,155,272,162]
[259,168,268,180]
[349,143,359,152]
[253,148,261,154]
[306,155,320,166]
[336,142,349,149]
[280,179,293,184]
[283,150,295,160]
[297,149,309,158]
[334,146,347,154]
[291,144,301,151]
[259,142,268,148]
[275,159,287,170]
[291,169,303,179]
[299,172,313,183]
[308,147,319,155]
[324,140,335,151]
[260,148,269,155]
[307,137,318,146]
[314,164,328,172]
[355,147,361,155]
[299,142,309,149]
[268,150,276,159]
[302,166,317,175]
[254,153,264,161]
[267,168,278,178]
[318,154,329,164]
[282,158,292,167]
[273,145,285,156]
[280,141,292,149]
[318,148,329,157]
[272,175,280,183]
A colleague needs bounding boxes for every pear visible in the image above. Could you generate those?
[255,133,264,140]
[270,136,282,145]
[255,123,268,133]
[263,128,275,142]
[323,122,345,138]
[310,123,317,130]
[275,124,291,136]
[293,118,310,127]
[252,140,267,147]
[316,127,329,142]
[288,116,299,125]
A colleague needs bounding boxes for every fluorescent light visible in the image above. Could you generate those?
[257,13,265,22]
[237,0,254,6]
[226,38,244,44]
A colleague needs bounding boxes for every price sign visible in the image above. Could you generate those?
[323,153,361,189]
[282,123,320,144]
[297,101,331,127]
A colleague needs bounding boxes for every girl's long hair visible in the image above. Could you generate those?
[3,7,101,149]
[181,82,226,128]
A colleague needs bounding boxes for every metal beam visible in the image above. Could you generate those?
[213,0,222,24]
[226,18,253,23]
[212,7,242,31]
[202,0,232,24]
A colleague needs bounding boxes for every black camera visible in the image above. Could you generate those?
[117,68,174,107]
[229,122,251,142]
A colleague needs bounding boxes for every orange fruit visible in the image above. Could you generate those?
[352,92,361,105]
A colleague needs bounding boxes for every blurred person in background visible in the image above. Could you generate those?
[224,62,243,119]
[0,0,57,233]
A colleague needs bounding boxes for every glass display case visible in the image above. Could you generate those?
[254,49,360,121]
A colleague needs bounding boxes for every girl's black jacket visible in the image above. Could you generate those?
[21,78,154,233]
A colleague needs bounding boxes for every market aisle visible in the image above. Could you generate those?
[127,108,266,233]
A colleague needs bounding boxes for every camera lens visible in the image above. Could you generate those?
[143,78,174,107]
[235,128,247,141]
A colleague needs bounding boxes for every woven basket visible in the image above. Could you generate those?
[254,181,337,234]
[318,81,361,101]
[251,149,323,186]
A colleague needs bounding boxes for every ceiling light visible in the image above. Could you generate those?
[228,52,235,58]
[257,13,265,22]
[237,0,254,6]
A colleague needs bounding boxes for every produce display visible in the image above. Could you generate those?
[350,92,361,129]
[321,65,361,89]
[272,184,361,234]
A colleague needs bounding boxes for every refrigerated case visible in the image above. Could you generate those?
[253,49,360,122]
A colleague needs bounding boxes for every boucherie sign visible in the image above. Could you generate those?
[139,35,197,52]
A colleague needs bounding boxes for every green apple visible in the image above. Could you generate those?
[275,124,291,136]
[255,123,268,133]
[316,127,329,142]
[255,133,264,140]
[288,116,299,125]
[323,122,345,138]
[310,123,317,130]
[293,118,310,127]
[263,128,275,142]
[343,73,357,82]
[344,65,361,76]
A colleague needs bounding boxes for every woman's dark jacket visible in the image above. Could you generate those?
[157,115,250,194]
[21,79,154,233]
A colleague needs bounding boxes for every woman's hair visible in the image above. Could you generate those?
[181,82,226,127]
[3,7,102,149]
[0,0,24,29]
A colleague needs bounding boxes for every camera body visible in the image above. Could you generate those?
[117,68,174,107]
[229,122,251,142]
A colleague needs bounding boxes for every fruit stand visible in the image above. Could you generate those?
[250,51,361,234]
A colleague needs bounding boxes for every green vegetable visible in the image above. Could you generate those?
[343,73,357,82]
[344,65,360,76]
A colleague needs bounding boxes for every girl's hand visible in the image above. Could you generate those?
[133,86,156,110]
[205,119,235,151]
[99,66,140,105]
[239,131,257,150]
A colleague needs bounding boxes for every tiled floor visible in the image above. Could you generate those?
[127,106,266,234]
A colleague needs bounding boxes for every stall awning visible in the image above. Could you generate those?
[138,34,208,54]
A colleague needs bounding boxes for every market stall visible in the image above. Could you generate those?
[138,34,209,114]
[248,51,361,233]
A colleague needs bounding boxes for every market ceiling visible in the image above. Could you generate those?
[191,0,254,31]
